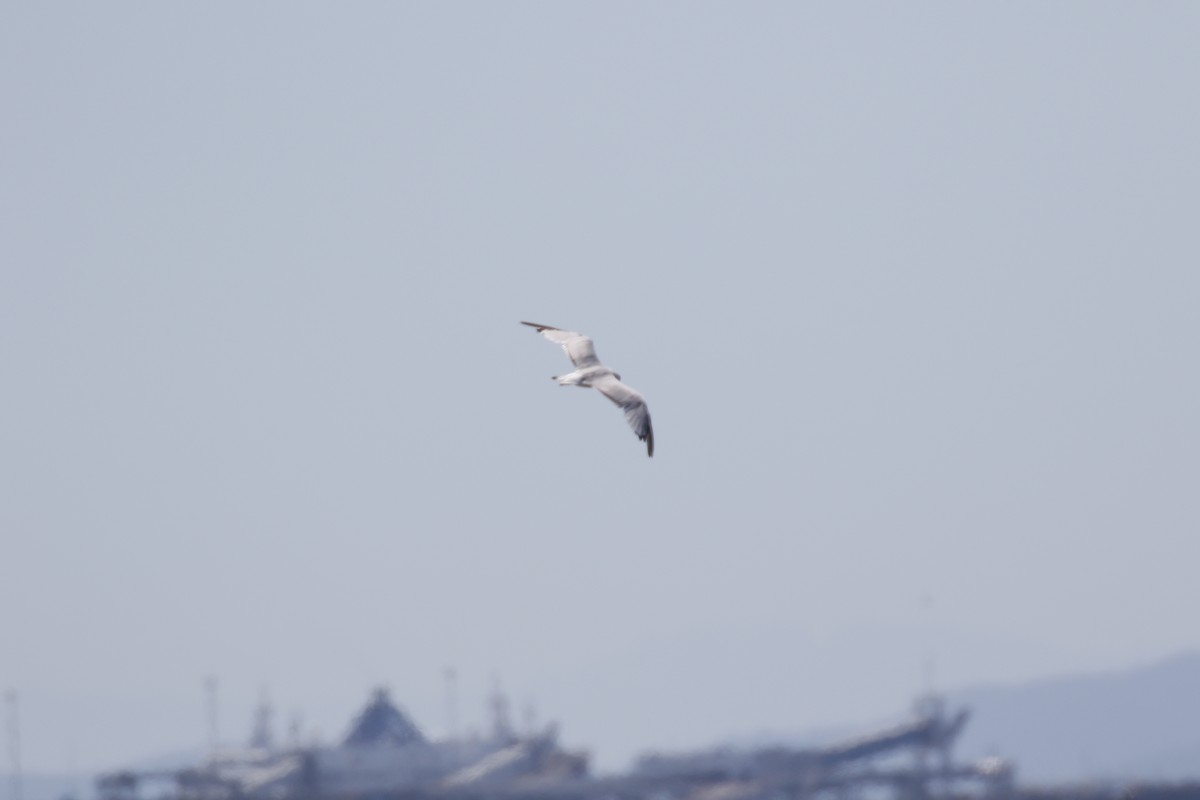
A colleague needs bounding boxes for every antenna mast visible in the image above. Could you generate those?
[443,667,459,741]
[249,687,274,751]
[918,593,937,697]
[488,677,513,742]
[4,690,21,800]
[204,676,219,765]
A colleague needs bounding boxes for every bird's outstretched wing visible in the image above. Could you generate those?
[520,321,600,367]
[592,374,654,458]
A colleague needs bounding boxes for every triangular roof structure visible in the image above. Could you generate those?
[343,687,426,747]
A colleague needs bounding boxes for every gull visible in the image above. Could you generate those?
[521,321,654,457]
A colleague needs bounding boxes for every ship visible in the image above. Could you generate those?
[96,689,1013,800]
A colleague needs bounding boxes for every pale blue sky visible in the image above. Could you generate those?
[2,1,1198,775]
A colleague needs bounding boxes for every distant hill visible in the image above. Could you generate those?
[949,651,1200,784]
[714,651,1200,786]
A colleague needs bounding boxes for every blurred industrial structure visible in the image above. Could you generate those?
[95,689,1013,800]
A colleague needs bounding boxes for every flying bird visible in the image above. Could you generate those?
[521,321,654,457]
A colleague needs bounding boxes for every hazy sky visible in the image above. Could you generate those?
[2,1,1198,776]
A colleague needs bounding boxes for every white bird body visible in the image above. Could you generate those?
[553,364,615,387]
[521,321,654,457]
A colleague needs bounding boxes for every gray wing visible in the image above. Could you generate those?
[520,321,600,367]
[592,374,654,458]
